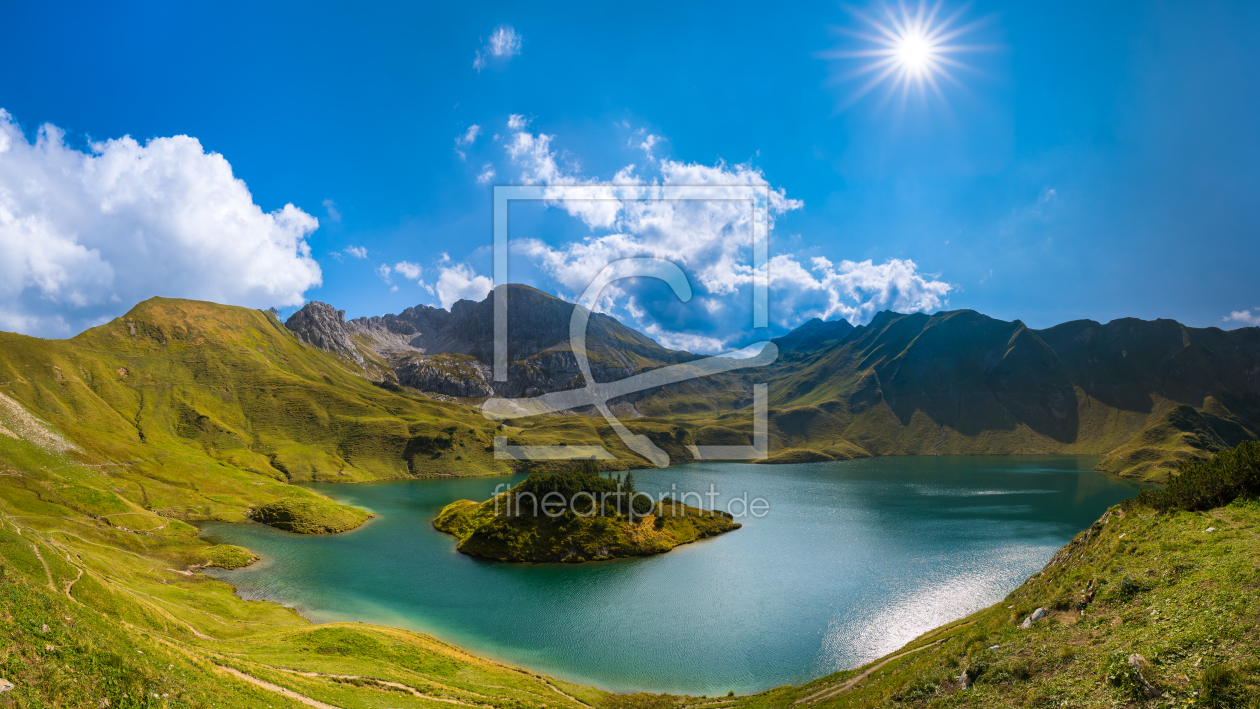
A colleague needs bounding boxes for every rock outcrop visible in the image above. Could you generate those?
[284,301,365,364]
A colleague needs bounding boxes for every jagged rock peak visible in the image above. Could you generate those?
[284,301,362,364]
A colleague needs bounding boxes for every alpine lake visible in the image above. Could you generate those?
[200,455,1143,696]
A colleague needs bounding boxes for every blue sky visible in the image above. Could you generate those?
[1,1,1258,349]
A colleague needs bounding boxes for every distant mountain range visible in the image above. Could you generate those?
[0,288,1255,497]
[282,286,1260,480]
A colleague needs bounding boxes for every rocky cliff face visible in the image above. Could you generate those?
[284,301,361,363]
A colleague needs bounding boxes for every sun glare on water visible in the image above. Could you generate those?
[823,1,993,108]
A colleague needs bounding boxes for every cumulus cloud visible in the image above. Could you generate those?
[0,110,321,337]
[394,261,422,280]
[343,245,368,259]
[507,114,529,131]
[488,116,952,351]
[476,164,496,185]
[435,263,493,308]
[504,117,801,298]
[769,256,952,325]
[473,26,522,72]
[1224,310,1260,327]
[637,133,663,160]
[375,263,393,284]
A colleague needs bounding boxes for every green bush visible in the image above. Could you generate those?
[1102,652,1147,701]
[515,461,652,515]
[1198,664,1248,709]
[1136,441,1260,512]
[205,544,258,569]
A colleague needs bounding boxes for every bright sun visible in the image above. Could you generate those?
[823,1,991,108]
[895,32,934,74]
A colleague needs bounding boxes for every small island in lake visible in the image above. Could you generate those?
[434,462,740,562]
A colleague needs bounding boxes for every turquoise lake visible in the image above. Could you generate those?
[199,456,1142,696]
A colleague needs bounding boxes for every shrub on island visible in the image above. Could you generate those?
[434,460,739,562]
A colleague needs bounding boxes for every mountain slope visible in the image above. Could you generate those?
[0,297,521,528]
[758,310,1260,480]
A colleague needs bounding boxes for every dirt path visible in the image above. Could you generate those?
[280,669,484,707]
[795,641,941,704]
[541,678,594,708]
[63,565,83,599]
[29,542,55,591]
[218,665,343,709]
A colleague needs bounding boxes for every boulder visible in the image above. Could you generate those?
[1020,607,1048,628]
[1128,654,1162,697]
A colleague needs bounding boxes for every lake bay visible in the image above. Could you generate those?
[200,456,1141,695]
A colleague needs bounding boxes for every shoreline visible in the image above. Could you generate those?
[194,457,1130,697]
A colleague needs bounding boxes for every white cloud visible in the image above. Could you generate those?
[375,263,393,284]
[0,109,321,337]
[768,256,952,326]
[503,124,801,296]
[476,164,496,185]
[507,114,529,131]
[640,323,728,354]
[456,124,482,146]
[394,261,422,280]
[322,198,341,222]
[435,263,493,308]
[490,118,953,351]
[474,26,522,72]
[638,134,663,160]
[344,245,367,259]
[1224,310,1260,326]
[488,26,523,56]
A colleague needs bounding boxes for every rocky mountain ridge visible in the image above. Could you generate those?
[284,284,700,401]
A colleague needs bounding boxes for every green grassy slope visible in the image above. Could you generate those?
[0,423,614,708]
[726,498,1260,707]
[0,297,529,531]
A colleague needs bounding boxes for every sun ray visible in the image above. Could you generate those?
[824,0,994,111]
